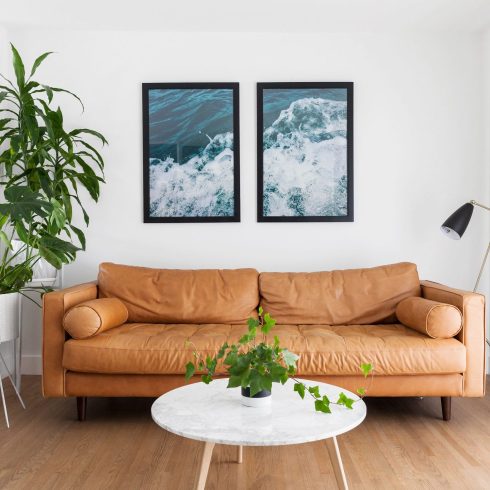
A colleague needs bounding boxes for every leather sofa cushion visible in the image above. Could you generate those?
[63,298,128,339]
[396,297,462,339]
[63,323,466,376]
[98,263,259,324]
[259,262,421,325]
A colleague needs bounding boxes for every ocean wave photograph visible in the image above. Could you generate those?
[258,84,353,222]
[143,84,239,222]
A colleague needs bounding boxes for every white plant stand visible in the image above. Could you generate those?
[0,292,26,428]
[8,240,62,392]
[0,349,25,428]
[14,266,62,392]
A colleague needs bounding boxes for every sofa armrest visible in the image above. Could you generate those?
[421,280,486,396]
[42,282,98,397]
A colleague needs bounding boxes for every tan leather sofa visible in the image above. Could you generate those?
[42,262,486,421]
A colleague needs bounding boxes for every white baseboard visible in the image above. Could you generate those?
[21,355,42,375]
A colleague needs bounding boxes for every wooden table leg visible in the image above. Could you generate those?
[237,445,243,464]
[196,442,215,490]
[325,436,348,490]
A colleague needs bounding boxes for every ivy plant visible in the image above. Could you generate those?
[185,307,373,414]
[0,44,107,295]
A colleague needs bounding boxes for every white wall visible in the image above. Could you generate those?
[483,29,490,370]
[3,29,489,373]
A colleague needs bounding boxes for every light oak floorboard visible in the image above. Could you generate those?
[0,377,489,489]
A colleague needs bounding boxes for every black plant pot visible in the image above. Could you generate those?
[241,387,271,398]
[241,387,272,407]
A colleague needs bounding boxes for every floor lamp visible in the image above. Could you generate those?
[441,200,490,346]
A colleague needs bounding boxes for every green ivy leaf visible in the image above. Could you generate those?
[282,349,299,369]
[337,392,354,409]
[249,370,264,397]
[356,387,366,396]
[261,312,276,334]
[269,363,287,383]
[262,374,273,392]
[294,382,305,399]
[247,317,259,331]
[184,362,195,381]
[308,385,321,398]
[240,367,251,388]
[227,375,242,388]
[315,398,331,413]
[228,354,251,376]
[224,350,238,366]
[273,335,280,349]
[360,363,373,378]
[216,342,229,360]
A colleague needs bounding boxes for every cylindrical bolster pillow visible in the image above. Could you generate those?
[396,297,462,339]
[63,298,128,339]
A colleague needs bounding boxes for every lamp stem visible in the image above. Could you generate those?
[473,241,490,348]
[473,241,490,293]
[470,200,490,211]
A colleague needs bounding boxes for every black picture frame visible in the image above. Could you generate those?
[257,82,354,222]
[142,83,240,223]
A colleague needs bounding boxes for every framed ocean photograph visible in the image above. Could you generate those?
[257,82,353,222]
[142,83,240,222]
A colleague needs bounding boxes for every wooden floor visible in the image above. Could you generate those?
[0,377,489,490]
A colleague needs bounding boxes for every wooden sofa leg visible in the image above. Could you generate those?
[77,397,87,421]
[441,397,451,421]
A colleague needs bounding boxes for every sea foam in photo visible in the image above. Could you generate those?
[262,88,348,217]
[148,88,235,217]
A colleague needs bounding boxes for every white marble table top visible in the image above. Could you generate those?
[151,378,366,446]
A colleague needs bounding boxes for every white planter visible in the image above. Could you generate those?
[0,292,20,343]
[240,387,272,408]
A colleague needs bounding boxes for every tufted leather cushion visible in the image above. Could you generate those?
[259,262,421,325]
[63,298,128,339]
[98,263,259,324]
[396,296,462,339]
[62,323,466,376]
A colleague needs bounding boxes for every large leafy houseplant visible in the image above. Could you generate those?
[0,44,107,298]
[186,308,373,414]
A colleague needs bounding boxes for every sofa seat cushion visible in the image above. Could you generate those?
[62,323,466,376]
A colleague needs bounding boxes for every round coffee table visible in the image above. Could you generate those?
[152,378,366,490]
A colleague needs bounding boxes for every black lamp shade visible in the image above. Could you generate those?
[441,202,474,240]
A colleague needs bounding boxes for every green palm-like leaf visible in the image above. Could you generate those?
[29,52,54,78]
[10,44,25,90]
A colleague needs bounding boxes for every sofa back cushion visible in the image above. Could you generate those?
[259,262,421,325]
[98,263,259,324]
